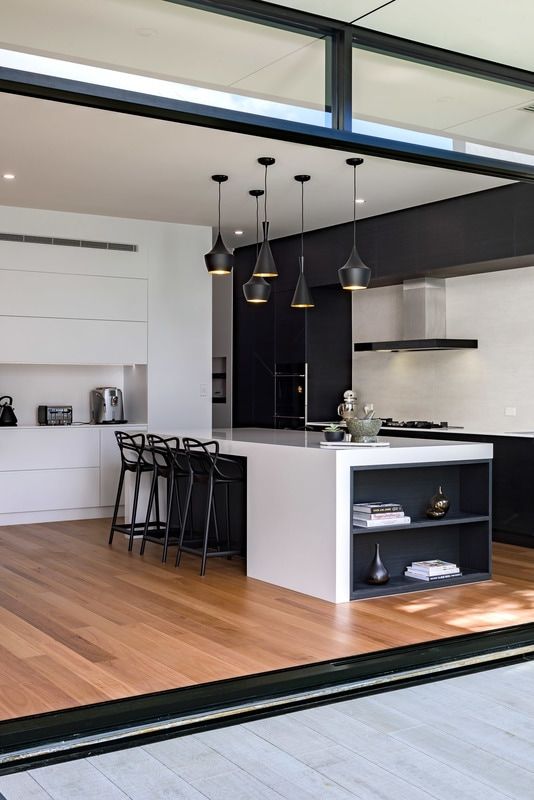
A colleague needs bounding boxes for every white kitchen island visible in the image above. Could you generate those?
[137,428,493,603]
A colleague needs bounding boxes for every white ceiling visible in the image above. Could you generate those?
[0,93,507,247]
[267,1,389,23]
[359,0,534,72]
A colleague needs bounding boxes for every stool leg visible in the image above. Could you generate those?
[225,482,232,557]
[176,475,193,568]
[109,465,125,545]
[200,477,214,577]
[140,468,157,556]
[212,490,220,548]
[129,467,142,552]
[162,472,175,564]
[154,475,161,534]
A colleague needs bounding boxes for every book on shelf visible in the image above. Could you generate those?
[353,502,403,514]
[353,516,411,528]
[353,511,405,521]
[408,559,459,576]
[405,569,462,582]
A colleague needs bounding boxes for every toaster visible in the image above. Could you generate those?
[38,405,73,425]
[90,387,126,424]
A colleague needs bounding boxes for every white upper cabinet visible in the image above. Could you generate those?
[0,270,147,322]
[0,316,147,364]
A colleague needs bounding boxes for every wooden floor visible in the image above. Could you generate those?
[0,519,532,721]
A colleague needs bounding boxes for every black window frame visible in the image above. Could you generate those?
[0,0,534,182]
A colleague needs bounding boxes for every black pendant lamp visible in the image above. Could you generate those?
[291,175,314,309]
[243,189,271,304]
[204,174,233,274]
[252,157,278,278]
[338,158,371,291]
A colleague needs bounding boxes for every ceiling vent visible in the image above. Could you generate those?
[520,102,534,112]
[0,232,137,251]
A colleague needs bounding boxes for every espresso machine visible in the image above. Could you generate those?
[90,387,126,424]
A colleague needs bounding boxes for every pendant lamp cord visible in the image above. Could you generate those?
[264,164,268,225]
[218,181,222,233]
[300,180,304,272]
[353,163,357,248]
[255,195,260,260]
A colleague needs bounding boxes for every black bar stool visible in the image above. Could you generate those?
[108,432,154,552]
[140,435,193,563]
[176,437,243,576]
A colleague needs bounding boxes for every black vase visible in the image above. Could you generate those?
[366,543,390,585]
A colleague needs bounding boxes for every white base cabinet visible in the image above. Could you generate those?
[0,425,147,525]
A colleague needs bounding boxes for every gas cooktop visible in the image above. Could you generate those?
[380,419,451,429]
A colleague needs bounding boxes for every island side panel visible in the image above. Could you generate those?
[227,442,339,602]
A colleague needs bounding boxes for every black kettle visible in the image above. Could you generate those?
[0,396,17,426]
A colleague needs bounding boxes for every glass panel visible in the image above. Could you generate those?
[352,46,534,165]
[0,0,329,126]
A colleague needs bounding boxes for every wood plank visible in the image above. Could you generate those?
[0,518,532,720]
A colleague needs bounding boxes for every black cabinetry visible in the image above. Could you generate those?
[233,247,352,427]
[381,429,534,547]
[351,460,492,599]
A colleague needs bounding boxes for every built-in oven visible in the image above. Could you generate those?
[274,362,307,429]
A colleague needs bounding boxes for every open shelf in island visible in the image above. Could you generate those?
[350,459,492,600]
[352,568,491,599]
[352,512,490,534]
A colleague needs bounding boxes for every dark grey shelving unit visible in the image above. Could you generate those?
[350,459,492,600]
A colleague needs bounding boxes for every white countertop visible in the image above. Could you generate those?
[211,427,474,451]
[308,421,534,439]
[380,425,534,438]
[1,422,148,430]
[169,428,493,466]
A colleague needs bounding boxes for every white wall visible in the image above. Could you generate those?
[0,364,123,425]
[212,271,233,428]
[146,221,212,430]
[353,266,534,431]
[0,205,212,431]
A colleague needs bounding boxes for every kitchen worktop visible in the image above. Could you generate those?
[0,423,147,430]
[210,428,491,463]
[307,421,534,438]
[380,426,534,438]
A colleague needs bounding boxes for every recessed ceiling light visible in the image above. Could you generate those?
[234,230,244,235]
[2,173,15,180]
[356,198,365,204]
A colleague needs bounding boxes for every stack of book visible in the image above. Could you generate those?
[353,502,411,527]
[405,560,462,581]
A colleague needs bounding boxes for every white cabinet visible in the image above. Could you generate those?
[0,468,100,514]
[0,316,147,364]
[0,424,146,523]
[0,428,99,471]
[0,270,147,322]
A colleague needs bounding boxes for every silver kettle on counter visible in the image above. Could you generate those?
[0,396,17,426]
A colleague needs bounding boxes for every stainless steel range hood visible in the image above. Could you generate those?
[354,278,478,352]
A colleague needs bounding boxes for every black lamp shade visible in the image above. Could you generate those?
[253,221,278,278]
[338,245,371,290]
[204,232,233,274]
[291,257,314,308]
[243,274,271,303]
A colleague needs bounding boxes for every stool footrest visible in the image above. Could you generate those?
[178,545,241,558]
